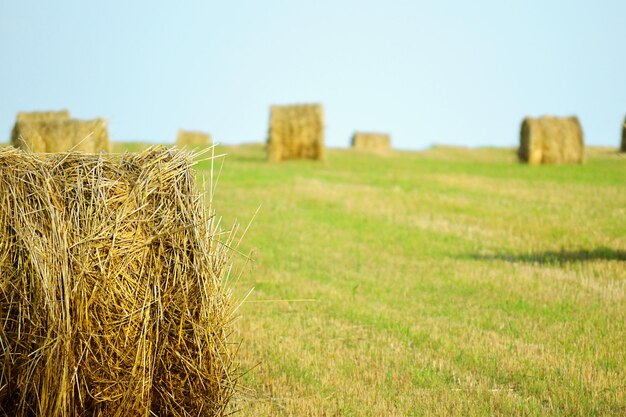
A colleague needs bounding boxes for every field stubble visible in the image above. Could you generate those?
[133,144,625,416]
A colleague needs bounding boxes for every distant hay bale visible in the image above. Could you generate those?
[0,146,238,416]
[351,132,391,153]
[621,117,626,152]
[11,110,71,145]
[519,116,584,164]
[267,104,324,161]
[176,129,213,147]
[14,109,71,125]
[12,115,110,153]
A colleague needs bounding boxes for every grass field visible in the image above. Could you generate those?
[191,144,624,417]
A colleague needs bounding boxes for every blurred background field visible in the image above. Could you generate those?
[119,142,622,416]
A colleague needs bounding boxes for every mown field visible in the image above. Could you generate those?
[124,143,626,415]
[191,144,625,417]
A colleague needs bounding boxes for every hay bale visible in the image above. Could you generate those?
[176,129,212,147]
[351,132,391,153]
[267,104,324,161]
[0,146,237,416]
[519,116,584,164]
[12,118,111,153]
[10,110,71,147]
[14,109,71,125]
[620,118,626,152]
[10,120,47,152]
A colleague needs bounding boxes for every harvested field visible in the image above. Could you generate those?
[198,144,623,417]
[0,146,238,416]
[267,104,324,161]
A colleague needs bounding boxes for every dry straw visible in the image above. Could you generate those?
[11,111,110,153]
[0,146,238,416]
[519,116,585,164]
[267,104,324,161]
[351,132,391,153]
[176,130,213,148]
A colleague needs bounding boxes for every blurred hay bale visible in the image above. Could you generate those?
[12,115,110,153]
[519,116,584,164]
[11,110,70,146]
[351,132,391,153]
[0,146,238,416]
[620,118,626,152]
[176,129,212,147]
[15,109,71,122]
[10,120,47,152]
[267,104,324,161]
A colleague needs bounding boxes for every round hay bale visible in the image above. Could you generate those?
[11,115,110,153]
[351,132,391,154]
[10,110,71,147]
[621,116,626,152]
[267,104,325,161]
[176,129,212,148]
[518,115,584,164]
[0,147,238,416]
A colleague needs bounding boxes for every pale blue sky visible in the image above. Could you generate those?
[1,0,624,149]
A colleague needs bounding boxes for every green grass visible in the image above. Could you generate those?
[106,143,626,415]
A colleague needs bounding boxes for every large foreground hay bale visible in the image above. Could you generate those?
[0,147,237,416]
[267,104,324,161]
[177,129,213,147]
[351,132,391,153]
[519,116,584,164]
[12,117,110,153]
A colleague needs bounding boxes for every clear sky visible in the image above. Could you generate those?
[1,0,624,150]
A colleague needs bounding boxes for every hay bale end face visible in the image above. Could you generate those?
[351,132,391,153]
[267,104,324,161]
[176,129,213,147]
[11,112,110,153]
[0,147,237,416]
[518,116,585,164]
